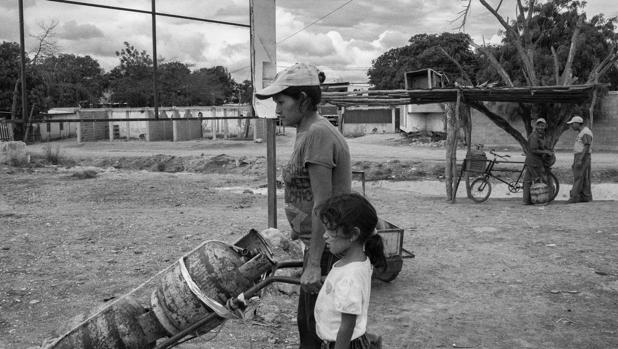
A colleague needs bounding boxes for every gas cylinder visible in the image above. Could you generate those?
[150,239,275,336]
[530,180,550,204]
[46,229,275,349]
[45,296,153,349]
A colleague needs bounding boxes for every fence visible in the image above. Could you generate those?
[0,121,14,141]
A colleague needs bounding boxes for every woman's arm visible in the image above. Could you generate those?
[335,313,357,349]
[301,163,332,293]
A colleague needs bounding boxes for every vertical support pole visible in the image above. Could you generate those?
[223,108,229,139]
[18,0,28,135]
[212,107,217,140]
[250,0,277,228]
[391,106,396,133]
[151,0,159,120]
[266,118,277,228]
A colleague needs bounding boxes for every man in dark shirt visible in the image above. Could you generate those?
[523,118,554,205]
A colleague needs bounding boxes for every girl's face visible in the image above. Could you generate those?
[273,94,304,127]
[323,225,353,256]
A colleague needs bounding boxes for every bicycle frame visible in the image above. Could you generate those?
[480,158,526,193]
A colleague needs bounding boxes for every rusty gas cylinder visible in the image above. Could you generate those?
[151,238,275,337]
[47,296,152,349]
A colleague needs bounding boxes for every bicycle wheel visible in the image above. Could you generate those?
[470,177,492,203]
[547,172,560,202]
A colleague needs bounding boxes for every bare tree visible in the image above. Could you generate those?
[11,20,59,140]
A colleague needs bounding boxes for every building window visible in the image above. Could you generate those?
[46,122,51,132]
[59,122,64,131]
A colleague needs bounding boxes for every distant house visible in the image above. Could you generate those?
[400,68,447,134]
[321,81,401,135]
[39,107,80,141]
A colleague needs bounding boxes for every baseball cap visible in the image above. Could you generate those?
[567,115,584,124]
[255,63,320,100]
[535,118,547,124]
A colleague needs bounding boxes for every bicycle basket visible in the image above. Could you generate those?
[465,150,487,174]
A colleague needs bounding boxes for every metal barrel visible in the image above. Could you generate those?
[48,296,153,349]
[150,240,275,337]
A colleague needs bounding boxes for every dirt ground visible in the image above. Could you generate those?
[1,131,617,349]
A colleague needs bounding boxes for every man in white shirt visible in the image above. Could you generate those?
[566,115,593,203]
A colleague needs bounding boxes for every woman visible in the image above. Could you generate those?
[256,62,352,348]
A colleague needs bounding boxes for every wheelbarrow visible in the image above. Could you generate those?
[353,170,415,282]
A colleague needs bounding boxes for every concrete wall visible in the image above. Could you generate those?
[343,122,392,136]
[104,106,254,141]
[147,110,173,141]
[342,106,396,136]
[471,92,618,151]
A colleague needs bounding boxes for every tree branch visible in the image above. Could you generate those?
[550,46,561,84]
[439,47,473,85]
[471,41,514,87]
[586,45,618,83]
[468,100,528,150]
[561,16,583,85]
[478,0,537,85]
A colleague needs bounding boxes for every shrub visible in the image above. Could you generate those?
[43,143,62,165]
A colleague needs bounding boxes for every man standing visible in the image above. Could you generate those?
[523,118,554,204]
[566,115,593,203]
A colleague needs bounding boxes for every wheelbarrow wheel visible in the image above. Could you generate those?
[373,255,403,282]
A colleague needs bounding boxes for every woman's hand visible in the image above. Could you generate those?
[300,264,322,294]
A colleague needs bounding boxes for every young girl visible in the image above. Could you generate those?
[314,193,386,349]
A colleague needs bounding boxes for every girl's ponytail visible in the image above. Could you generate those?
[365,233,387,271]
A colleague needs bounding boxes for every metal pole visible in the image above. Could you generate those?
[18,0,28,126]
[151,0,159,119]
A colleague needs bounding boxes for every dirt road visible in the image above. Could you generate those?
[1,133,617,349]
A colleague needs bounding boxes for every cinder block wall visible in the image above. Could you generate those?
[173,116,202,141]
[471,92,618,151]
[147,120,173,141]
[77,110,108,142]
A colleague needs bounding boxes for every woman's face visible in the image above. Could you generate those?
[273,94,304,127]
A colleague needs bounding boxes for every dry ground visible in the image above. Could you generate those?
[1,132,617,349]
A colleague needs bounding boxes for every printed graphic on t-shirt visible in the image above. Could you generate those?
[283,162,313,236]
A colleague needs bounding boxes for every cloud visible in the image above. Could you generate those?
[58,21,103,40]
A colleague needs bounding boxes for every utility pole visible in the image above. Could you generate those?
[151,0,159,119]
[18,0,28,138]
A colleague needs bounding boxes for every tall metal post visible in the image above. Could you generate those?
[151,0,159,119]
[250,0,277,228]
[18,0,28,126]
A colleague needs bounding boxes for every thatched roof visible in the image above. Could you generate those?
[322,84,598,106]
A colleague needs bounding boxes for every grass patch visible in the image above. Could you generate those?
[44,143,62,165]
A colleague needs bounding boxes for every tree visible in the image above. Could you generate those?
[0,42,22,116]
[106,42,154,107]
[188,66,236,105]
[37,54,104,107]
[368,32,479,89]
[158,61,191,106]
[459,0,618,150]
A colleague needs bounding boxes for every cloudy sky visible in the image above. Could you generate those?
[1,0,616,83]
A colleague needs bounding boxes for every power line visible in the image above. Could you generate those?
[46,0,250,28]
[277,0,355,44]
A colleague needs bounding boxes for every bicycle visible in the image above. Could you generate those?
[467,149,559,203]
